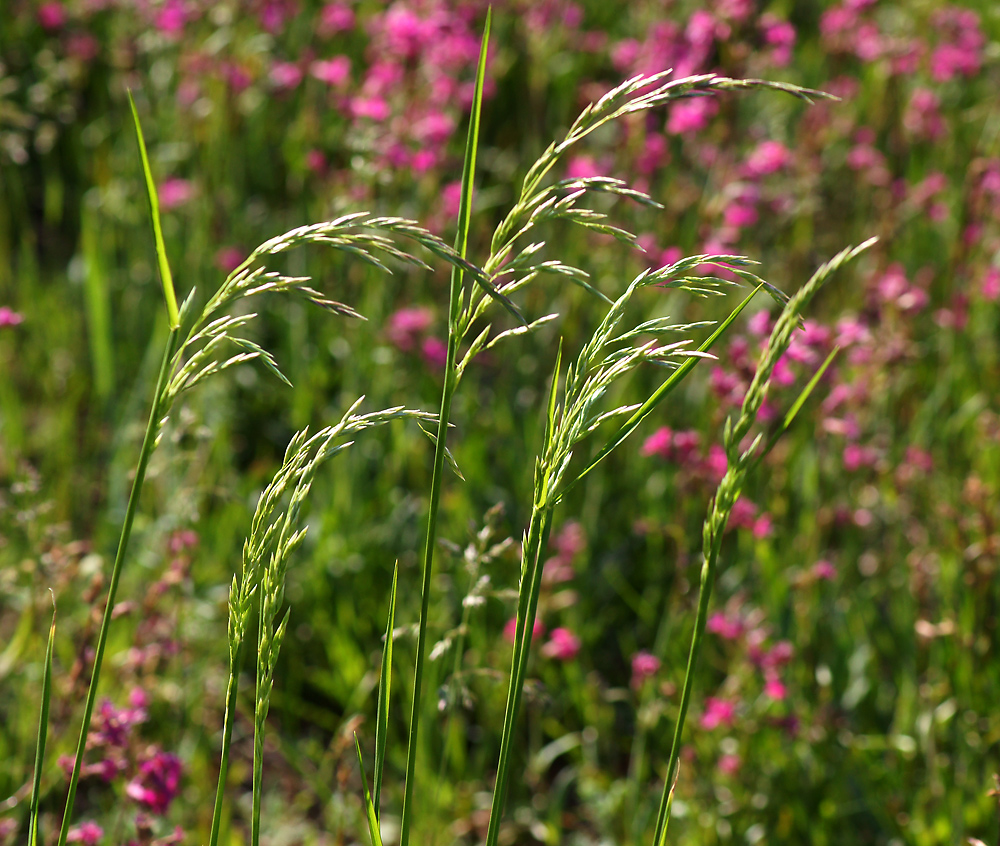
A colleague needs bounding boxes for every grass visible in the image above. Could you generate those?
[1,2,999,845]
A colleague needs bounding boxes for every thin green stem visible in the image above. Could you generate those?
[399,335,458,846]
[651,524,723,846]
[484,503,553,846]
[209,639,244,846]
[57,326,179,846]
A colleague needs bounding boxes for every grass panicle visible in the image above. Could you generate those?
[651,237,878,846]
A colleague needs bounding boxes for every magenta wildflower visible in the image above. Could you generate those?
[667,97,718,135]
[126,749,182,814]
[158,178,193,211]
[386,307,432,352]
[640,427,672,459]
[310,56,350,86]
[745,140,791,178]
[0,306,24,327]
[154,0,186,34]
[351,96,390,122]
[542,627,581,661]
[420,336,447,368]
[38,2,67,30]
[66,821,104,844]
[717,753,741,775]
[319,1,354,36]
[566,155,601,179]
[630,650,661,688]
[760,14,796,67]
[763,675,788,701]
[700,697,736,730]
[812,560,837,581]
[981,268,1000,301]
[707,612,743,640]
[553,521,586,561]
[269,61,303,91]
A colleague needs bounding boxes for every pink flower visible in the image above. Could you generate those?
[700,697,736,729]
[717,753,741,775]
[158,178,193,211]
[352,96,390,122]
[760,14,796,67]
[630,650,661,688]
[980,268,1000,301]
[707,611,743,640]
[38,2,67,30]
[667,97,718,135]
[503,617,544,643]
[640,427,672,458]
[310,56,350,86]
[704,444,727,481]
[319,2,354,36]
[0,306,24,327]
[269,61,303,91]
[745,140,791,178]
[386,307,432,352]
[421,336,447,368]
[812,560,837,580]
[904,88,945,141]
[126,750,182,814]
[763,676,787,701]
[566,155,600,179]
[214,247,244,274]
[154,0,186,34]
[723,202,758,229]
[542,627,581,661]
[67,821,104,844]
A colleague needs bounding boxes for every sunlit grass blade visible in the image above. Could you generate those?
[28,595,56,846]
[127,89,179,330]
[355,734,385,846]
[373,563,397,820]
[400,11,491,846]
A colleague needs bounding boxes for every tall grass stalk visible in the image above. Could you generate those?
[56,94,478,842]
[27,595,55,846]
[651,237,877,846]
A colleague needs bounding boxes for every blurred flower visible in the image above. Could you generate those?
[542,627,581,661]
[126,750,182,814]
[154,0,186,35]
[631,650,661,688]
[421,336,447,368]
[704,444,727,481]
[843,443,878,472]
[667,97,718,135]
[760,14,796,67]
[214,247,243,274]
[641,427,672,459]
[0,307,24,327]
[269,61,303,91]
[763,675,787,700]
[352,96,390,121]
[717,753,741,775]
[310,56,351,86]
[553,521,586,561]
[744,140,791,178]
[38,2,67,30]
[700,696,736,729]
[158,178,193,211]
[66,821,104,844]
[707,611,743,640]
[904,88,945,141]
[981,268,1000,301]
[386,307,432,352]
[566,155,600,179]
[319,1,354,36]
[812,559,837,580]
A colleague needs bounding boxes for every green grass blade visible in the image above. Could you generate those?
[399,13,491,846]
[355,735,385,846]
[28,594,56,846]
[127,89,180,329]
[558,284,762,500]
[451,6,491,324]
[373,563,397,820]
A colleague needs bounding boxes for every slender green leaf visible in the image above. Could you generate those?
[355,735,385,846]
[127,90,180,329]
[28,595,56,846]
[373,563,397,820]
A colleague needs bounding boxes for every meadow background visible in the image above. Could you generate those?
[1,0,999,844]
